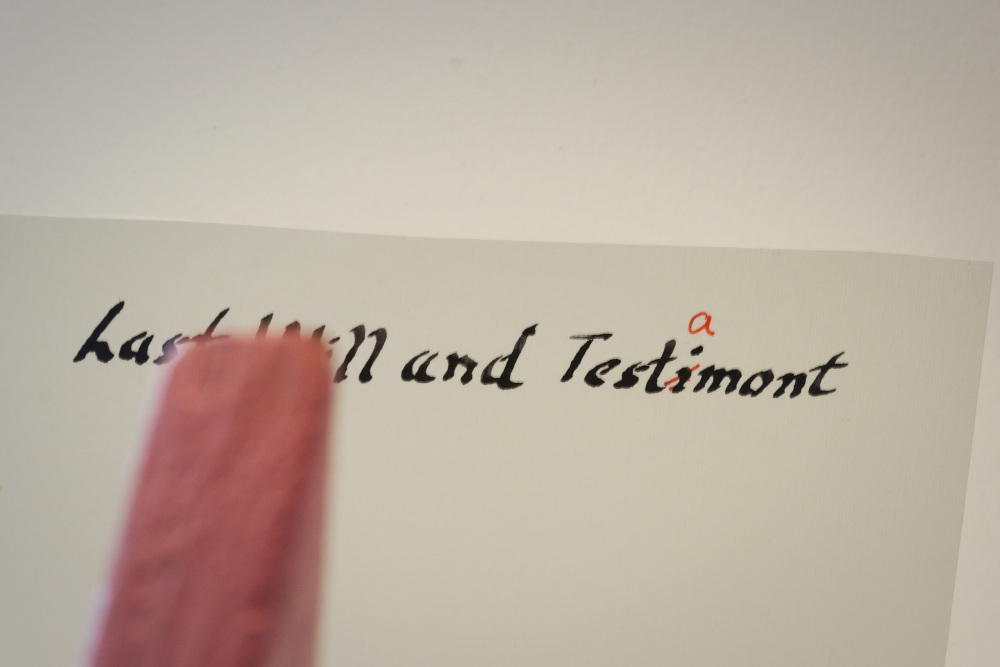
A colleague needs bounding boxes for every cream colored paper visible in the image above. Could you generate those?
[0,216,991,666]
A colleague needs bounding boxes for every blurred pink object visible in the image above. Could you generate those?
[87,337,332,667]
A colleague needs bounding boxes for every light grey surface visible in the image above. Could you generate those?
[1,217,992,666]
[0,3,997,664]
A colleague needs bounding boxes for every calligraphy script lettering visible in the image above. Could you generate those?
[72,302,848,396]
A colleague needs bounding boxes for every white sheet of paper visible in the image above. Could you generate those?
[0,216,991,666]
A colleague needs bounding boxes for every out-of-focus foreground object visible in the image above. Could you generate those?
[86,338,332,667]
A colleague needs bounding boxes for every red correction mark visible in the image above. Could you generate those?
[664,364,700,390]
[689,312,715,336]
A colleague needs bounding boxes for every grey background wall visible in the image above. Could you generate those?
[1,2,996,664]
